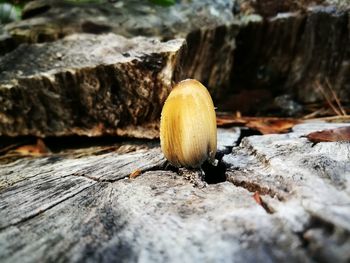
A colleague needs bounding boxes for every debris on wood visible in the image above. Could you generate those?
[12,138,50,156]
[216,114,300,134]
[306,126,350,143]
[129,169,142,179]
[314,79,347,116]
[253,191,263,205]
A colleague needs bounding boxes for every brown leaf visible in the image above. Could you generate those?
[216,114,299,134]
[306,126,350,143]
[129,169,142,179]
[13,139,50,156]
[246,118,299,134]
[216,115,246,127]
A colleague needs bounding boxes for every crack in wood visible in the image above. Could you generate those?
[226,175,284,200]
[71,172,101,182]
[295,214,350,262]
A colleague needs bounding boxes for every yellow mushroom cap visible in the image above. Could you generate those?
[160,79,217,168]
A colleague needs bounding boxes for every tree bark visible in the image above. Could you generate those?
[0,33,184,138]
[1,0,350,114]
[1,0,238,101]
[229,3,350,111]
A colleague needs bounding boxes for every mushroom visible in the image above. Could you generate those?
[160,79,217,168]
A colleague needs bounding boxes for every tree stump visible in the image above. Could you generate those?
[0,124,349,262]
[0,33,184,138]
[0,1,350,262]
[2,0,350,107]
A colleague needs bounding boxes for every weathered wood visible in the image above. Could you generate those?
[0,124,349,262]
[1,0,238,100]
[227,1,350,113]
[1,0,349,116]
[223,122,350,262]
[0,145,165,230]
[217,127,241,153]
[0,33,184,138]
[0,1,349,261]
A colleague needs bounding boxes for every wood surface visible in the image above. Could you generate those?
[0,33,184,138]
[0,124,349,262]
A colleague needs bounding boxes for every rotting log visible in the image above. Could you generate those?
[0,124,349,262]
[0,33,185,138]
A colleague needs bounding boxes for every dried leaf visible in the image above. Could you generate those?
[216,115,247,127]
[246,119,299,134]
[306,126,350,143]
[130,169,142,179]
[216,114,299,134]
[13,139,50,156]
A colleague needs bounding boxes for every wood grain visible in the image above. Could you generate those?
[0,125,349,262]
[0,33,184,138]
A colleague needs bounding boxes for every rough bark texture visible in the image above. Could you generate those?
[0,33,185,138]
[1,0,350,113]
[1,0,238,100]
[229,4,350,111]
[0,124,349,262]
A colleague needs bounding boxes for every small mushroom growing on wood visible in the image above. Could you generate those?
[160,79,217,168]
